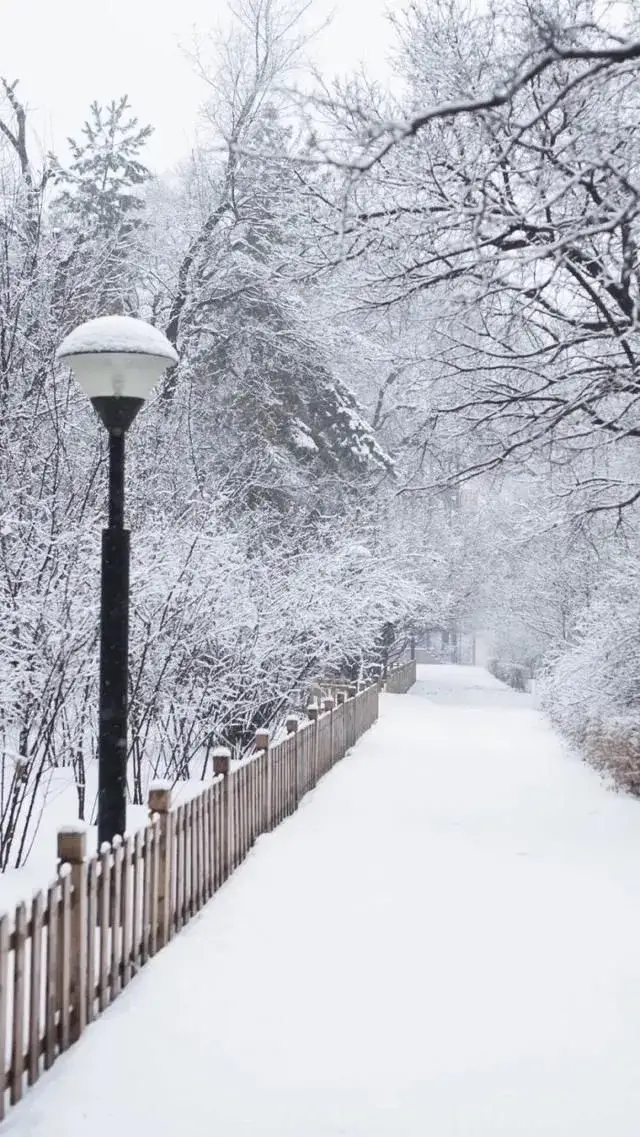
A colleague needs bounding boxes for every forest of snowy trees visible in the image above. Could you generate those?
[2,0,640,864]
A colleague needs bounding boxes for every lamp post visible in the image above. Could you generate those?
[56,316,178,848]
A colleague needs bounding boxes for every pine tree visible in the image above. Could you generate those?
[51,96,152,235]
[50,96,153,318]
[165,104,391,517]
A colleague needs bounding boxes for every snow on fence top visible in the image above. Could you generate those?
[56,316,178,362]
[57,823,88,837]
[148,779,172,794]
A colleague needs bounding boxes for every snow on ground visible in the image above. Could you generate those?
[6,664,640,1136]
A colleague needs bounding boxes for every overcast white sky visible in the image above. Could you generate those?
[2,0,400,173]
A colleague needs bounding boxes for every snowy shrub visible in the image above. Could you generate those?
[487,659,530,692]
[540,543,640,793]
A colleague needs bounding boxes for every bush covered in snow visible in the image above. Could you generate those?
[539,543,640,793]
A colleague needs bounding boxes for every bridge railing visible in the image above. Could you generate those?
[0,681,380,1119]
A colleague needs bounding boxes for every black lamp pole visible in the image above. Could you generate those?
[94,395,143,848]
[56,316,178,851]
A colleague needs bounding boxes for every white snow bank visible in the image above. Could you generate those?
[418,663,508,689]
[412,662,532,708]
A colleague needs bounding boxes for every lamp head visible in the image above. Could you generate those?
[56,316,179,432]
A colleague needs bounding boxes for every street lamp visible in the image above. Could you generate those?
[56,315,178,848]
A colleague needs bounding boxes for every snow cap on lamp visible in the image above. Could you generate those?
[56,315,178,431]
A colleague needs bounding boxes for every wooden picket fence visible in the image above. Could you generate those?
[0,681,380,1119]
[385,659,417,694]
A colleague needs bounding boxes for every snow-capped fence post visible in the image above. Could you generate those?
[148,783,172,951]
[371,665,384,693]
[346,688,357,750]
[57,826,87,1045]
[286,717,300,810]
[213,748,232,879]
[323,698,335,767]
[254,731,271,833]
[335,691,346,762]
[307,704,319,788]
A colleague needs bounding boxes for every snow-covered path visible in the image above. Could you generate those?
[6,665,640,1136]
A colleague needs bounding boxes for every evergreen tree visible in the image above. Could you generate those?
[50,96,153,318]
[163,104,391,518]
[51,96,152,234]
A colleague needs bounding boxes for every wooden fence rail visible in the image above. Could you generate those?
[0,681,380,1119]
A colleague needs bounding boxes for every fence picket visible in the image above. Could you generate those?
[238,768,244,859]
[132,831,143,971]
[183,803,191,920]
[59,874,71,1052]
[248,764,254,847]
[27,892,43,1087]
[235,773,241,868]
[121,838,133,987]
[189,800,197,918]
[111,839,123,994]
[230,775,237,871]
[242,766,248,857]
[243,766,248,847]
[205,788,213,901]
[174,807,183,932]
[180,806,188,925]
[98,848,110,1013]
[86,858,97,1021]
[195,796,203,911]
[0,915,8,1119]
[142,828,152,962]
[211,787,219,892]
[217,782,223,887]
[44,883,58,1070]
[10,903,26,1104]
[149,823,158,958]
[201,792,208,904]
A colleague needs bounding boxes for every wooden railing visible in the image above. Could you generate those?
[384,659,417,694]
[0,681,379,1119]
